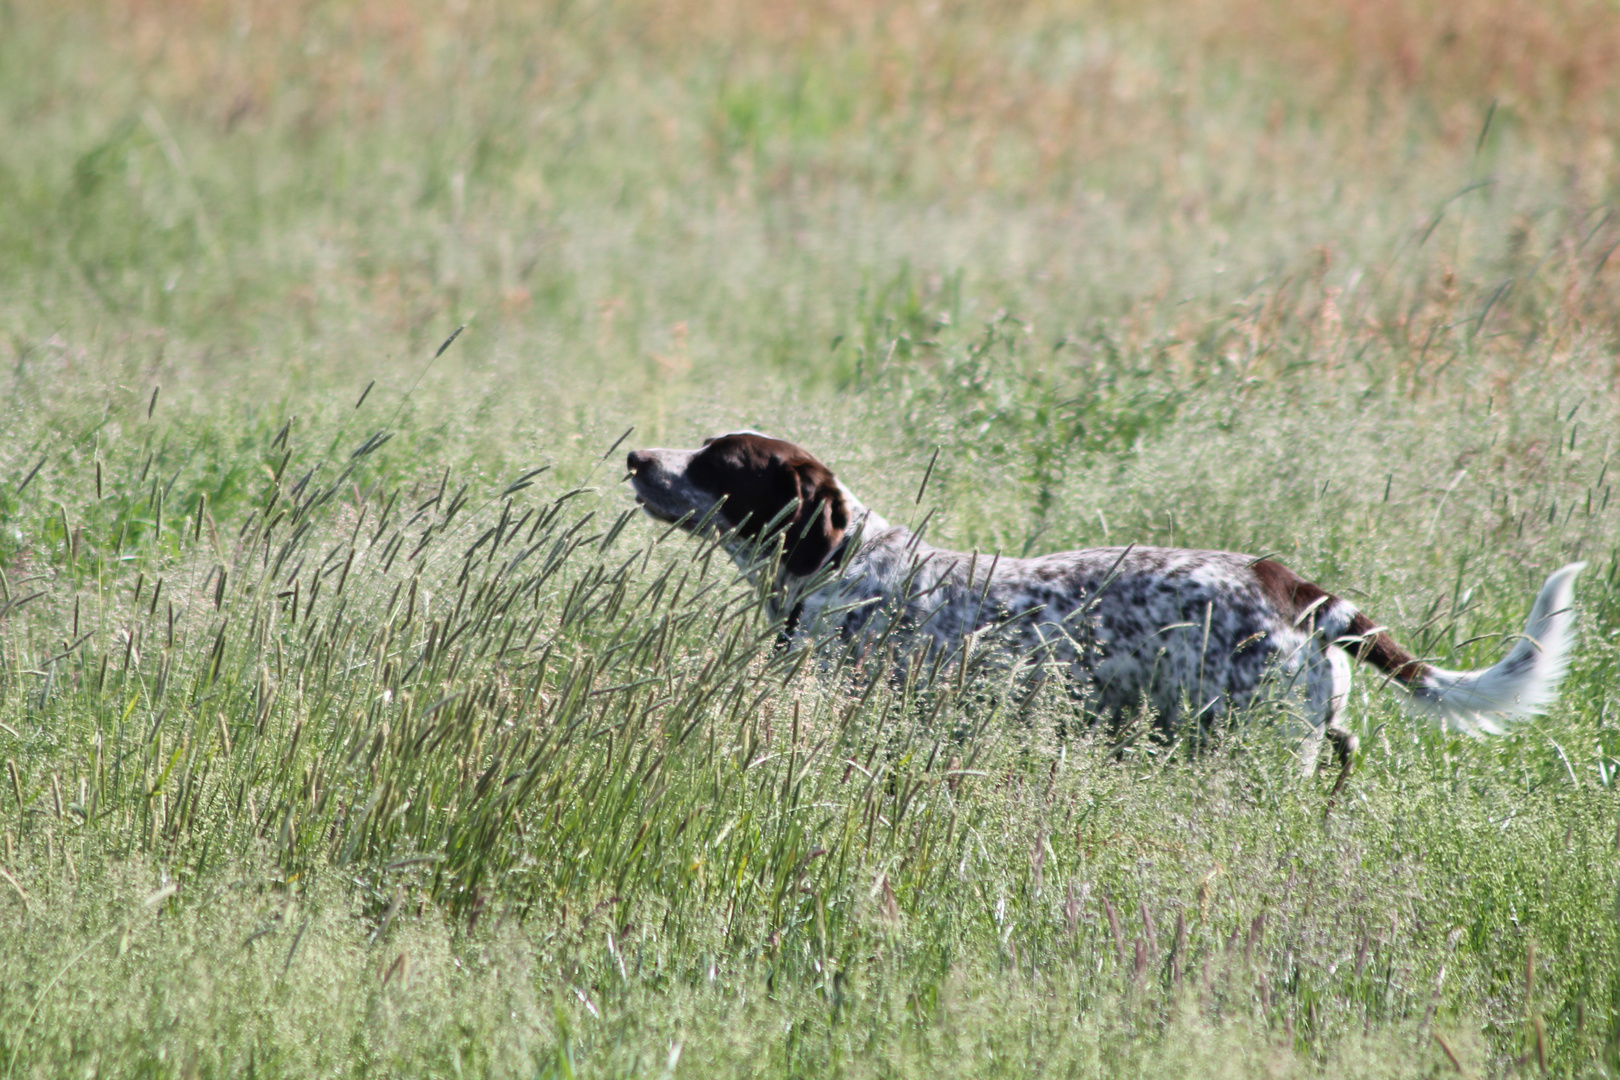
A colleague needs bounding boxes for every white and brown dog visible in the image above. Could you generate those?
[627,431,1584,776]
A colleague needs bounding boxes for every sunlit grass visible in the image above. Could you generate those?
[2,0,1620,1076]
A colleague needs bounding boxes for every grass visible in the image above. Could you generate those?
[2,0,1620,1075]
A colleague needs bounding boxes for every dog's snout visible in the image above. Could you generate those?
[626,450,652,475]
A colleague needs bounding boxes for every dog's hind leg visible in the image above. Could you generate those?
[1301,643,1357,788]
[1320,645,1359,798]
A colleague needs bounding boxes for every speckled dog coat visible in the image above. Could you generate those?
[627,432,1584,773]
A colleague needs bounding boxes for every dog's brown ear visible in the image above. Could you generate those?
[783,458,848,577]
[687,433,848,574]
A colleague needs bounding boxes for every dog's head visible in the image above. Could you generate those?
[626,432,849,576]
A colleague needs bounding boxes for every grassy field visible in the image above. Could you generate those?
[4,0,1620,1075]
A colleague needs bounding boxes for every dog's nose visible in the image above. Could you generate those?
[626,450,652,475]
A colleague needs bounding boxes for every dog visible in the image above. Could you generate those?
[626,431,1584,777]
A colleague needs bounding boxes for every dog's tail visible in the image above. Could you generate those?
[1266,561,1585,733]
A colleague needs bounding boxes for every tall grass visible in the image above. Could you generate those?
[3,0,1620,1075]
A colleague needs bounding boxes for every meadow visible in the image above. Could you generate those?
[3,0,1620,1075]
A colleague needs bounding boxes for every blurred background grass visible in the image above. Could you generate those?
[3,0,1620,1076]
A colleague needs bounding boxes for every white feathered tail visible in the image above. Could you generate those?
[1403,562,1585,733]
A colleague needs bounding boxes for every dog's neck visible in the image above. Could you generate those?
[718,486,900,615]
[806,487,902,581]
[836,483,892,542]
